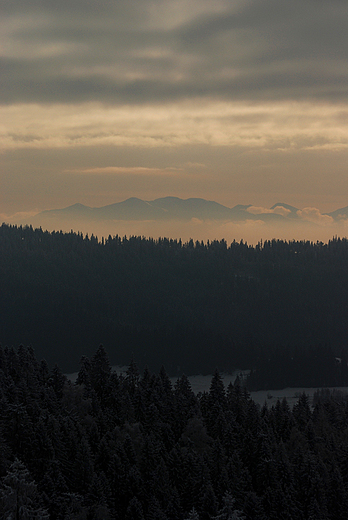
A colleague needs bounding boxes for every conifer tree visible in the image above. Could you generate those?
[90,345,111,399]
[125,496,145,520]
[185,506,200,520]
[213,492,245,520]
[0,458,49,519]
[76,356,92,393]
[209,370,227,409]
[125,358,140,395]
[49,364,67,399]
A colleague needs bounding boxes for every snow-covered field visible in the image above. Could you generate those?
[66,367,244,391]
[169,373,348,408]
[67,367,348,408]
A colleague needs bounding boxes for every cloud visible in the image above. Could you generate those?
[1,210,40,223]
[272,206,292,217]
[184,162,206,169]
[247,206,273,215]
[247,205,291,216]
[65,166,182,175]
[1,0,348,106]
[297,207,334,225]
[247,206,339,226]
[2,101,348,153]
[2,0,348,219]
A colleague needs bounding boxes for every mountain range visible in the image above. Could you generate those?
[31,197,348,224]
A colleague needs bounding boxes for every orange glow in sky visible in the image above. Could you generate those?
[1,0,348,242]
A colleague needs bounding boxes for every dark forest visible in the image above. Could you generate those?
[1,345,348,519]
[2,224,348,518]
[1,224,348,389]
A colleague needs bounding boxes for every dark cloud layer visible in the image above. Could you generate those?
[1,0,347,105]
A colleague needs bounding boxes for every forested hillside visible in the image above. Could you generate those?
[1,223,348,388]
[1,345,348,519]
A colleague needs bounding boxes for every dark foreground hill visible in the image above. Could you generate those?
[1,344,348,519]
[2,224,348,388]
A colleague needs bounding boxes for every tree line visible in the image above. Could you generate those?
[1,223,348,388]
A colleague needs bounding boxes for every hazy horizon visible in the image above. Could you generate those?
[4,195,348,246]
[1,0,348,237]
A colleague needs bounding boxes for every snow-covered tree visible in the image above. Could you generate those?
[213,492,245,520]
[185,506,200,520]
[0,458,49,519]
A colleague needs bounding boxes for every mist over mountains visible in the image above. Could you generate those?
[7,196,348,247]
[32,196,348,224]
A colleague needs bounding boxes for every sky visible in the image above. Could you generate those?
[1,0,348,242]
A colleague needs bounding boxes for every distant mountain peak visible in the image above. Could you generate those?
[39,203,92,217]
[30,197,348,225]
[271,203,299,211]
[327,206,348,220]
